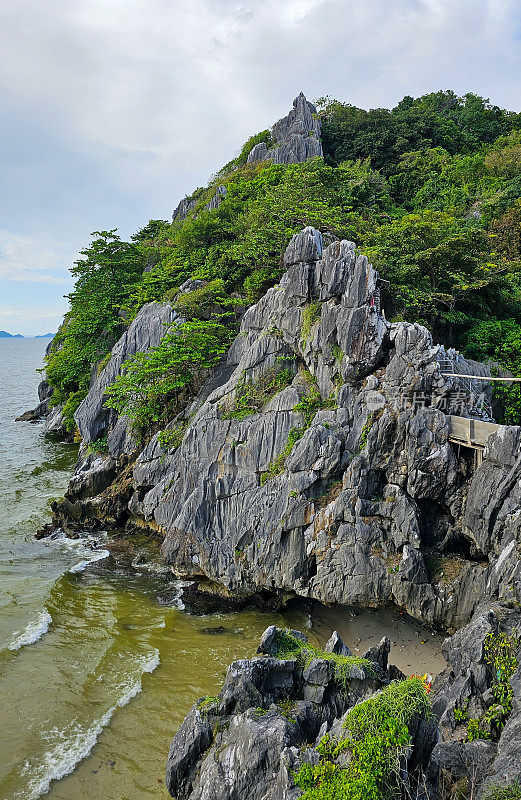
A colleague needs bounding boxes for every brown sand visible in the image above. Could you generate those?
[287,602,447,677]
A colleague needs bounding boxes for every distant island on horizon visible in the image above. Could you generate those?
[0,331,55,339]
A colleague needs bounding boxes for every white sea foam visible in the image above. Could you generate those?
[8,609,52,651]
[47,530,110,574]
[21,648,160,800]
[68,548,110,574]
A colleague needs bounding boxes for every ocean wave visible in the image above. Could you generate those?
[8,609,52,651]
[68,548,110,574]
[47,530,110,574]
[20,648,160,800]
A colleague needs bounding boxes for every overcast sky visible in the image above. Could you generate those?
[0,0,520,335]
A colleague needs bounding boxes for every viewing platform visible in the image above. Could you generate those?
[447,415,502,467]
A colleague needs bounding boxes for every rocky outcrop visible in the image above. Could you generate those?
[168,93,322,230]
[16,337,63,426]
[206,185,227,211]
[53,226,521,631]
[166,627,436,800]
[172,196,197,223]
[428,602,521,798]
[247,92,323,165]
[113,227,518,632]
[74,300,177,454]
[166,610,521,800]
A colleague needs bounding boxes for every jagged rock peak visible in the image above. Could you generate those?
[247,92,323,165]
[171,94,322,223]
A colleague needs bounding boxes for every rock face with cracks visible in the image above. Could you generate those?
[53,226,521,632]
[247,92,323,165]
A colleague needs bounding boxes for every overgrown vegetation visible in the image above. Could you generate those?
[270,629,372,691]
[157,421,188,451]
[45,90,521,441]
[294,677,432,800]
[104,321,233,438]
[301,301,322,343]
[483,783,521,800]
[220,366,295,420]
[464,629,519,742]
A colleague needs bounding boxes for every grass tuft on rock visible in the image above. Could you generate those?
[220,366,294,420]
[294,676,432,800]
[271,629,373,692]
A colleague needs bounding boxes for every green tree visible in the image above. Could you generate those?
[104,319,233,434]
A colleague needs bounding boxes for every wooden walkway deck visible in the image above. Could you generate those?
[447,415,501,467]
[447,415,501,448]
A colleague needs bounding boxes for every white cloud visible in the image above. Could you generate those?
[0,0,519,332]
[0,230,74,284]
[0,0,519,164]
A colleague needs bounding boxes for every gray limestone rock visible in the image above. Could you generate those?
[172,196,197,223]
[56,222,521,633]
[165,626,434,800]
[247,93,323,166]
[324,631,352,657]
[206,184,227,211]
[74,301,177,450]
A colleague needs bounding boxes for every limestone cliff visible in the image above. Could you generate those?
[51,227,521,633]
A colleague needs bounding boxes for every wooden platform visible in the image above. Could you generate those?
[447,415,501,448]
[447,415,501,467]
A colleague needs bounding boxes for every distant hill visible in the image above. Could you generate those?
[34,333,55,339]
[0,330,23,338]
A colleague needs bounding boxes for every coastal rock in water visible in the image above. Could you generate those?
[16,378,54,422]
[165,626,434,800]
[247,93,323,166]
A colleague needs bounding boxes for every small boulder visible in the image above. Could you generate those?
[324,630,352,657]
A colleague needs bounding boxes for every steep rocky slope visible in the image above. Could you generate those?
[51,226,521,632]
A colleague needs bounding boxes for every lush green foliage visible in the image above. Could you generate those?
[45,230,148,429]
[104,320,233,436]
[295,677,432,800]
[301,301,322,343]
[157,421,188,451]
[319,91,521,174]
[483,630,519,719]
[46,89,521,437]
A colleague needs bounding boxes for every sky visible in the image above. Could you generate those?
[0,0,520,335]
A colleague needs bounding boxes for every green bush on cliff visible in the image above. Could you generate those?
[484,783,521,800]
[104,320,233,435]
[45,229,149,429]
[271,629,372,690]
[220,366,295,421]
[295,677,432,800]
